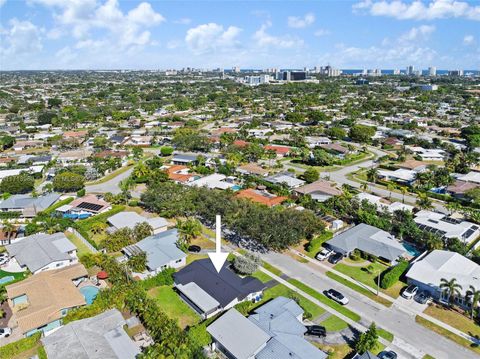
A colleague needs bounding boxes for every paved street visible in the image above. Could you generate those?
[261,251,479,359]
[85,167,133,194]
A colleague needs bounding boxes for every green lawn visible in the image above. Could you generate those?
[251,270,273,283]
[148,286,200,329]
[65,231,93,256]
[313,342,353,359]
[334,262,405,298]
[378,327,394,342]
[261,261,283,276]
[424,304,480,337]
[304,231,333,258]
[320,315,349,332]
[326,271,392,307]
[287,278,361,322]
[416,316,480,355]
[185,253,209,265]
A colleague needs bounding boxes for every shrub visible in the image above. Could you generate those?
[141,268,175,290]
[76,188,86,197]
[233,252,261,275]
[160,146,174,156]
[0,332,41,359]
[380,259,409,289]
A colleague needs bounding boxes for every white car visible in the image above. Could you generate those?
[325,289,349,305]
[315,248,333,261]
[0,327,12,338]
[402,285,418,300]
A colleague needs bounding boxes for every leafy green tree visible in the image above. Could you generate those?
[416,192,433,210]
[349,124,376,143]
[176,217,202,248]
[325,127,346,139]
[93,136,111,149]
[37,111,57,125]
[128,252,147,272]
[355,322,379,354]
[0,173,34,194]
[53,172,85,192]
[285,112,305,123]
[132,147,144,160]
[0,135,15,150]
[302,168,319,183]
[134,222,153,242]
[160,146,174,156]
[366,167,378,183]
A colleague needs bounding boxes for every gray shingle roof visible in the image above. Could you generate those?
[326,223,406,262]
[0,192,60,211]
[41,309,140,359]
[6,232,76,273]
[107,211,168,231]
[123,229,185,271]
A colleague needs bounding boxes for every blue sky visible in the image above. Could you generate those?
[0,0,479,70]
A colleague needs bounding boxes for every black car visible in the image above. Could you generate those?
[188,245,201,253]
[414,291,432,304]
[306,325,326,337]
[329,252,343,264]
[378,350,398,359]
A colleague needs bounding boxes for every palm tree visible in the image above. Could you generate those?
[176,218,202,247]
[360,182,368,193]
[386,183,394,199]
[366,167,378,184]
[466,285,480,319]
[416,193,433,210]
[91,222,106,236]
[2,220,15,245]
[400,187,408,203]
[439,278,463,307]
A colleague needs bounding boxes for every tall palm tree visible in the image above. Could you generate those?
[176,218,202,247]
[2,220,15,245]
[360,182,368,193]
[439,278,463,307]
[386,183,394,199]
[400,187,408,203]
[467,285,480,319]
[366,167,378,184]
[416,193,433,210]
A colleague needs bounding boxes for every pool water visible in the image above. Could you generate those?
[231,185,242,191]
[80,286,100,305]
[403,242,421,257]
[0,276,15,285]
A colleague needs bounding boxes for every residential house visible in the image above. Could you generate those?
[107,211,168,234]
[171,153,199,166]
[264,145,292,158]
[406,250,480,308]
[63,130,88,142]
[6,232,78,274]
[174,259,265,319]
[326,223,406,263]
[397,159,428,172]
[446,180,480,199]
[57,149,93,164]
[163,164,198,183]
[407,146,446,161]
[356,193,414,213]
[56,194,111,219]
[305,136,332,148]
[207,296,327,359]
[457,171,480,185]
[6,264,88,336]
[236,163,270,177]
[295,179,342,202]
[42,309,140,359]
[377,168,417,184]
[413,210,480,247]
[236,188,287,207]
[93,150,129,161]
[0,166,44,180]
[320,143,350,157]
[187,173,238,190]
[122,229,186,275]
[265,172,305,188]
[0,192,61,218]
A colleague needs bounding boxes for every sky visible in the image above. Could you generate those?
[0,0,479,70]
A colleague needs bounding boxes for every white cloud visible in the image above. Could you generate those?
[253,21,302,48]
[185,23,242,54]
[463,34,475,45]
[399,25,435,42]
[0,0,7,8]
[353,0,480,21]
[30,0,165,49]
[0,18,42,56]
[287,12,315,28]
[314,29,330,37]
[174,18,191,25]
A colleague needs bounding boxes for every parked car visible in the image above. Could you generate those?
[414,291,432,304]
[325,289,349,305]
[328,252,343,264]
[306,325,326,337]
[402,284,418,300]
[0,327,12,338]
[188,245,201,253]
[315,248,333,261]
[378,350,398,359]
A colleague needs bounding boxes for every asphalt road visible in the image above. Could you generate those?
[85,167,134,194]
[261,251,479,359]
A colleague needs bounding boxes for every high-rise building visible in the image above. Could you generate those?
[406,65,415,75]
[449,69,464,76]
[428,67,437,76]
[393,69,401,75]
[322,65,341,77]
[232,66,240,73]
[245,75,271,85]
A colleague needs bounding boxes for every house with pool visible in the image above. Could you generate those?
[5,264,90,337]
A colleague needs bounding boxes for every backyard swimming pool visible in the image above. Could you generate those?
[80,286,100,305]
[0,275,15,285]
[403,242,421,257]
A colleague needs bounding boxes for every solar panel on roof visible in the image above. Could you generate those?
[76,202,103,212]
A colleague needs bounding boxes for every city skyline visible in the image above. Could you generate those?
[0,0,479,70]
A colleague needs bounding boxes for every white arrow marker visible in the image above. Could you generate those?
[208,215,229,273]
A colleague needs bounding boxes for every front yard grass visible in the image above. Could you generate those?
[148,286,200,329]
[325,271,393,307]
[251,270,273,283]
[320,315,349,332]
[424,304,480,338]
[304,231,334,258]
[377,327,394,342]
[313,343,353,359]
[415,315,480,355]
[185,253,209,265]
[334,262,405,298]
[287,278,361,322]
[261,261,283,276]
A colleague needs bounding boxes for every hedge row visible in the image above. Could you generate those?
[0,332,41,359]
[380,259,409,289]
